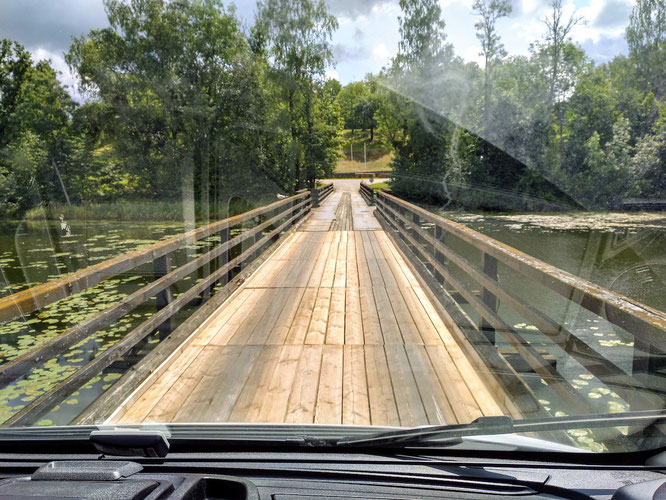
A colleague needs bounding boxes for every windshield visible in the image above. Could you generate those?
[0,0,664,456]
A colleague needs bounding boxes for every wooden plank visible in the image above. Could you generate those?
[344,287,364,345]
[306,231,335,288]
[364,345,400,426]
[172,345,243,422]
[320,240,339,288]
[372,286,403,344]
[202,345,263,422]
[354,228,373,288]
[191,289,252,346]
[227,288,280,345]
[256,345,304,422]
[360,230,385,287]
[333,232,347,288]
[285,288,318,345]
[277,232,317,288]
[384,344,428,426]
[250,232,302,288]
[359,286,383,345]
[304,287,331,345]
[346,231,360,288]
[141,346,221,422]
[425,344,485,422]
[266,287,306,345]
[384,286,422,345]
[228,345,281,422]
[245,288,294,345]
[375,230,420,288]
[79,231,299,425]
[368,230,398,288]
[325,287,345,344]
[404,344,456,425]
[116,344,205,423]
[342,345,370,425]
[265,233,307,288]
[285,345,323,423]
[314,345,344,424]
[203,288,265,346]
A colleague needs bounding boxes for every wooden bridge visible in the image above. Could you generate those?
[109,182,511,426]
[0,180,665,448]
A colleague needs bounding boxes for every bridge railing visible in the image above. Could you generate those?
[359,182,374,205]
[375,190,666,419]
[0,184,333,426]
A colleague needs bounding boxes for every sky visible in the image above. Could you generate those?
[0,0,634,95]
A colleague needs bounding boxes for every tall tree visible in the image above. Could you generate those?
[67,0,264,209]
[472,0,511,137]
[254,0,338,189]
[626,0,666,98]
[395,0,450,73]
[0,40,32,147]
[541,0,583,115]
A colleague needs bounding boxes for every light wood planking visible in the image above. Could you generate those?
[113,184,511,427]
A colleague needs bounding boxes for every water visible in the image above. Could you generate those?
[2,210,665,438]
[429,210,666,448]
[441,211,666,312]
[0,218,215,425]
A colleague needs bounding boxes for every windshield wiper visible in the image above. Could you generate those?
[335,409,666,448]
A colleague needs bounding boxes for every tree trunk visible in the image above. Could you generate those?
[370,126,374,141]
[289,88,301,191]
[305,87,315,189]
[51,156,71,206]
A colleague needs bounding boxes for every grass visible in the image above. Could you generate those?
[24,198,265,222]
[369,181,390,191]
[336,130,393,174]
[336,153,393,173]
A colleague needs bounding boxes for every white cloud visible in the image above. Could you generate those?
[372,43,391,62]
[32,48,85,103]
[325,69,340,81]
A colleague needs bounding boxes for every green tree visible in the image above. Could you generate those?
[626,0,666,98]
[254,0,338,189]
[394,0,451,72]
[472,0,511,137]
[67,0,271,213]
[576,116,634,208]
[0,40,32,147]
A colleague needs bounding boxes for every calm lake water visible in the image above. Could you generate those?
[433,210,666,443]
[0,218,216,425]
[1,211,665,436]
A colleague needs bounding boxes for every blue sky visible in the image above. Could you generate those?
[0,0,634,94]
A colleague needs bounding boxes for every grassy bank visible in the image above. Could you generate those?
[24,198,267,222]
[336,130,393,174]
[369,181,389,191]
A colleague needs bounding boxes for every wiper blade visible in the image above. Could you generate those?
[336,410,666,448]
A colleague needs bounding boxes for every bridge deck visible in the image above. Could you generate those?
[111,184,509,426]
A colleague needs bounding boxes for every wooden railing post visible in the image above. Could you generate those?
[311,188,320,208]
[253,216,262,261]
[480,252,498,345]
[153,255,174,338]
[434,225,446,285]
[633,340,666,392]
[217,226,230,288]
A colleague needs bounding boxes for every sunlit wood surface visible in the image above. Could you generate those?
[111,184,508,426]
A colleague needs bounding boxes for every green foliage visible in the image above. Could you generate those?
[626,0,666,98]
[255,0,339,189]
[1,0,665,217]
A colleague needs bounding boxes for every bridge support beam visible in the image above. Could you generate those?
[479,252,498,346]
[154,255,174,339]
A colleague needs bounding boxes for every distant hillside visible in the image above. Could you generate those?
[336,130,393,174]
